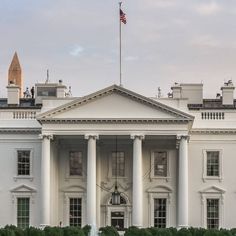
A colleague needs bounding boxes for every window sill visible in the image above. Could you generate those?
[13,176,34,182]
[202,176,222,182]
[150,176,170,182]
[65,176,85,182]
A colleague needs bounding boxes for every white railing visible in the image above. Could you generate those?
[13,111,37,119]
[201,112,224,120]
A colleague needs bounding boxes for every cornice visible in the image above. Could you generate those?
[190,129,236,135]
[0,128,41,134]
[38,118,189,124]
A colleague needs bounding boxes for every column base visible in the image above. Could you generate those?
[89,224,98,236]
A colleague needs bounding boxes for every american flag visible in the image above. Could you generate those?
[120,9,127,24]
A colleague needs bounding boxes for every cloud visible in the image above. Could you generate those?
[196,2,221,15]
[190,35,220,48]
[70,45,84,57]
[145,0,176,8]
[124,56,139,62]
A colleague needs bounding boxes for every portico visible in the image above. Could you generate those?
[37,85,193,230]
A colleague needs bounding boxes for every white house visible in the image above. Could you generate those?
[1,54,236,231]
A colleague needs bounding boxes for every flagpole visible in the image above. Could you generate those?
[119,2,122,87]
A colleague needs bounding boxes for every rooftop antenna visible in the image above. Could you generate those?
[45,69,49,83]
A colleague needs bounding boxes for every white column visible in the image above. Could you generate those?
[131,135,144,227]
[40,134,53,226]
[178,135,189,228]
[85,135,98,235]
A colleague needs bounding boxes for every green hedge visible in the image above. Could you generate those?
[1,226,236,236]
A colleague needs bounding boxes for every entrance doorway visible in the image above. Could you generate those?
[111,211,125,230]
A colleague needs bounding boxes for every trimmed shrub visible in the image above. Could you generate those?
[124,226,140,236]
[4,226,23,236]
[139,228,152,236]
[44,227,63,236]
[99,226,119,236]
[177,228,192,236]
[25,227,44,236]
[0,228,15,236]
[203,229,219,236]
[63,226,85,236]
[82,225,91,236]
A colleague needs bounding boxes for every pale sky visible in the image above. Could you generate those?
[1,0,236,98]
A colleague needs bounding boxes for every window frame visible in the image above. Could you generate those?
[17,197,30,229]
[108,150,127,180]
[63,192,86,227]
[202,149,223,182]
[65,150,85,180]
[11,185,36,227]
[147,186,172,228]
[14,148,34,181]
[150,150,170,181]
[199,186,225,229]
[206,198,220,229]
[154,198,167,228]
[69,197,82,227]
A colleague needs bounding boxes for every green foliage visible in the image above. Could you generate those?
[177,228,192,236]
[4,225,23,236]
[203,229,219,236]
[124,226,140,236]
[44,227,63,236]
[63,226,85,236]
[189,227,206,236]
[147,228,173,236]
[230,229,236,236]
[0,228,15,236]
[25,227,44,236]
[82,225,91,236]
[99,226,119,236]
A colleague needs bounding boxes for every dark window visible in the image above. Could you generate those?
[37,87,57,97]
[17,198,30,229]
[112,152,125,177]
[17,151,30,176]
[207,151,219,177]
[154,198,167,228]
[154,152,167,177]
[69,151,83,176]
[207,199,219,229]
[111,212,124,230]
[69,198,82,227]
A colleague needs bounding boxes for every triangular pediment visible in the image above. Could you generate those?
[11,184,36,193]
[37,85,193,123]
[199,186,225,194]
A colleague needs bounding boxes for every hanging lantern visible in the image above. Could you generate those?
[111,185,121,205]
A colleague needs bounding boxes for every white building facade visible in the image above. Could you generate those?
[1,79,236,230]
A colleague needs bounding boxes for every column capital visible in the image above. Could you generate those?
[39,134,53,140]
[176,135,189,149]
[130,134,145,140]
[84,134,99,140]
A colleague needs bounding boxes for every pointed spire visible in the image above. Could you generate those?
[9,52,21,71]
[8,52,23,97]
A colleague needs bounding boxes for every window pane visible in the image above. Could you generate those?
[17,151,30,176]
[207,151,219,177]
[111,211,124,230]
[69,151,83,176]
[69,198,82,227]
[17,198,30,229]
[207,199,219,229]
[154,152,167,177]
[112,152,125,177]
[154,198,167,228]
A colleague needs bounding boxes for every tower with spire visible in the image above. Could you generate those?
[8,52,23,97]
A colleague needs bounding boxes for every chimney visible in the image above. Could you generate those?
[57,80,67,98]
[221,80,235,105]
[8,52,23,97]
[171,83,181,99]
[7,82,20,105]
